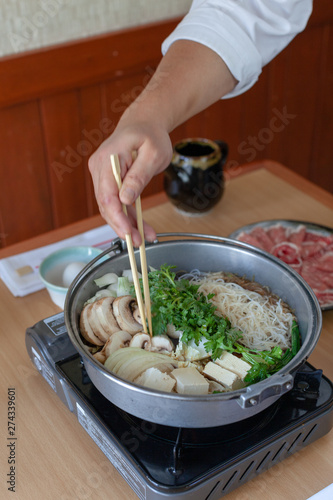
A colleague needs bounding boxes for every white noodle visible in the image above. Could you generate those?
[194,275,294,351]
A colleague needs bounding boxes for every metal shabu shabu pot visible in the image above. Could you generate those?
[64,233,322,428]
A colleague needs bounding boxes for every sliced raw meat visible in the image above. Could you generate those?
[250,227,274,252]
[300,241,326,259]
[235,222,333,308]
[310,251,333,272]
[304,232,333,244]
[300,260,328,291]
[302,267,333,288]
[288,225,306,246]
[237,232,265,250]
[289,262,303,272]
[271,242,302,266]
[321,273,333,288]
[267,224,287,245]
[316,291,333,307]
[300,269,328,292]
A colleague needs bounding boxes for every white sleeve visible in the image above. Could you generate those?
[161,0,313,98]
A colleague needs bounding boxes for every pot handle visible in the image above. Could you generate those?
[237,373,294,409]
[153,232,233,244]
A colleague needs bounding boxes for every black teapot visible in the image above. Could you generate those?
[164,138,228,215]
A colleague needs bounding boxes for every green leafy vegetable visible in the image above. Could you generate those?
[291,321,301,355]
[117,276,131,296]
[238,320,300,385]
[134,265,301,385]
[143,265,242,360]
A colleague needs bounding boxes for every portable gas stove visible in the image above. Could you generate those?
[26,312,333,500]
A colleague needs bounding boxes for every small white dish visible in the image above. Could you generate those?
[39,246,102,309]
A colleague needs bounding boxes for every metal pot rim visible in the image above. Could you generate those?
[64,233,322,421]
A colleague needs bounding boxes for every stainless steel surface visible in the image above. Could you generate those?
[64,233,322,428]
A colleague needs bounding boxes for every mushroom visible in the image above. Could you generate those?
[129,332,151,348]
[166,324,182,339]
[101,330,132,358]
[94,297,120,336]
[133,306,143,325]
[129,333,175,353]
[86,302,111,343]
[93,350,106,364]
[149,335,174,353]
[79,304,104,346]
[112,295,142,335]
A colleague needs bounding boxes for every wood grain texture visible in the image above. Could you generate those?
[41,91,89,227]
[310,23,333,193]
[0,164,332,500]
[266,25,322,180]
[78,84,105,217]
[0,101,53,246]
[0,5,332,247]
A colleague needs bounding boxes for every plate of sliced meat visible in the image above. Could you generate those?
[229,220,333,311]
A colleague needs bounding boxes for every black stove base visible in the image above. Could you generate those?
[26,314,333,500]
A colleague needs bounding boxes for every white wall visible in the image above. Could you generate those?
[0,0,192,57]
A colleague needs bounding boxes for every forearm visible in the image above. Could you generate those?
[89,41,236,245]
[162,1,313,98]
[120,40,237,133]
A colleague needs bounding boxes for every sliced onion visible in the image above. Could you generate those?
[105,347,178,382]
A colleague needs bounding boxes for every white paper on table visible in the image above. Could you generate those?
[307,484,333,500]
[0,225,117,297]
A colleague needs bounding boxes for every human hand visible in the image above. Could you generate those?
[88,116,173,247]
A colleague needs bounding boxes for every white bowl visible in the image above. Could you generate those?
[39,246,102,309]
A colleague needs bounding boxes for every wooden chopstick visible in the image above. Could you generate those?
[135,196,153,336]
[110,154,152,336]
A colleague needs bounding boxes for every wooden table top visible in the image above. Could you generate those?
[0,161,332,500]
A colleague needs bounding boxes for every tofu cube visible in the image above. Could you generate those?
[203,362,245,390]
[135,367,176,392]
[171,367,209,395]
[215,352,251,380]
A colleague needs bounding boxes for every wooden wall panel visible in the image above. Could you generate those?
[0,20,178,109]
[266,26,323,180]
[41,91,89,227]
[79,84,105,216]
[311,24,333,194]
[199,93,244,171]
[0,101,53,247]
[238,67,270,163]
[264,51,289,167]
